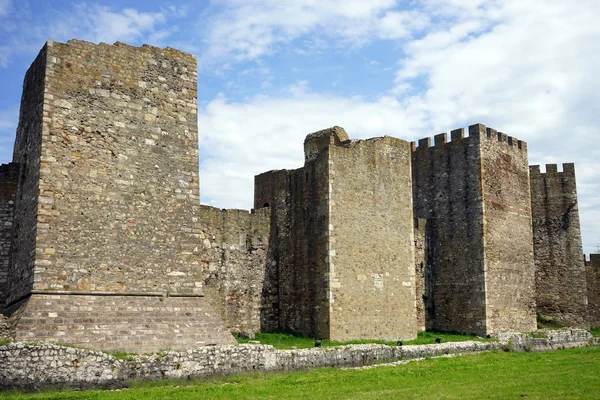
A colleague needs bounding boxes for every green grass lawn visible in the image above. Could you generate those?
[4,346,600,399]
[234,330,494,349]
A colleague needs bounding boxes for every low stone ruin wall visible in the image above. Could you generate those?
[0,329,596,390]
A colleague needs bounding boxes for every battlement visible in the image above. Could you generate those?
[529,163,576,176]
[411,123,527,151]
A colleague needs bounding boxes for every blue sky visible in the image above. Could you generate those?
[0,0,599,253]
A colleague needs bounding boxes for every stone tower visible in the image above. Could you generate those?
[1,39,235,352]
[411,124,537,335]
[530,163,588,327]
[255,127,417,341]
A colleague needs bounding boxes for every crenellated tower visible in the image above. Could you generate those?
[530,163,588,327]
[411,124,537,335]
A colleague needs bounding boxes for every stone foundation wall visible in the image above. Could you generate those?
[11,294,235,353]
[1,329,594,390]
[530,164,588,327]
[586,254,600,327]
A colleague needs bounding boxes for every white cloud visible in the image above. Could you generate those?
[0,3,179,69]
[198,0,428,68]
[198,91,429,209]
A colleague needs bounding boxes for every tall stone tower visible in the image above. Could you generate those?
[255,127,417,341]
[530,163,588,327]
[412,124,537,335]
[2,39,235,352]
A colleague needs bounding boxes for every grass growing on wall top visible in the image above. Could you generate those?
[4,346,600,399]
[233,330,494,349]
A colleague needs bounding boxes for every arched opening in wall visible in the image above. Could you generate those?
[263,203,269,208]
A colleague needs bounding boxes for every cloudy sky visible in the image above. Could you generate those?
[0,0,598,253]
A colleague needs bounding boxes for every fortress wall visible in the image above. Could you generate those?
[530,164,588,327]
[0,163,19,310]
[411,127,487,335]
[414,218,427,331]
[7,45,47,305]
[586,254,600,327]
[28,39,201,294]
[198,206,274,335]
[328,136,416,341]
[479,127,536,333]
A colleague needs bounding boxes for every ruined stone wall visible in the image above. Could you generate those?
[479,127,536,333]
[328,136,416,341]
[198,206,274,335]
[414,218,427,331]
[585,255,600,327]
[22,39,201,294]
[0,163,19,310]
[411,127,487,335]
[7,45,47,306]
[530,164,588,327]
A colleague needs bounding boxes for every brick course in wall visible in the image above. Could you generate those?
[530,164,588,327]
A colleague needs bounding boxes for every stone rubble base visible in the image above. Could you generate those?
[1,329,597,390]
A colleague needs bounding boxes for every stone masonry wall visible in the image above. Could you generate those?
[198,206,274,335]
[530,163,588,327]
[414,218,427,331]
[29,39,201,295]
[5,39,237,352]
[411,124,536,335]
[7,44,47,306]
[585,254,600,327]
[0,163,19,310]
[328,136,416,341]
[411,127,487,335]
[479,126,536,333]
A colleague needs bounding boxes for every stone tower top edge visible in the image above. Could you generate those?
[529,163,576,176]
[45,38,197,63]
[410,123,528,152]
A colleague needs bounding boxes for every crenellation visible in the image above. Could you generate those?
[434,133,447,146]
[450,128,464,141]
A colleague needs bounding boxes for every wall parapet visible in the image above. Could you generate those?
[410,123,527,152]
